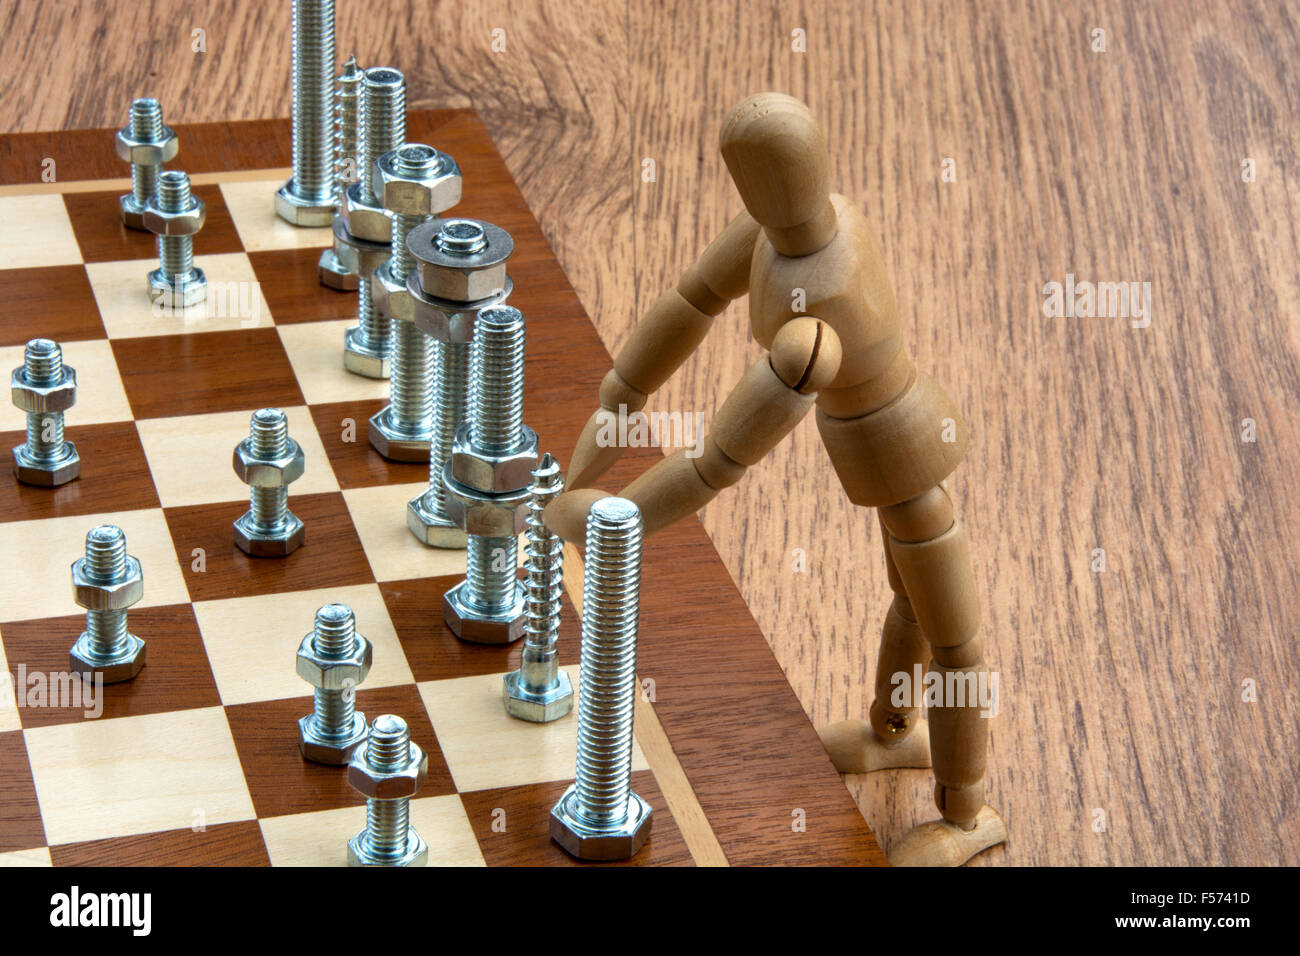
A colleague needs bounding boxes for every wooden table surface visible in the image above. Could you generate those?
[4,0,1297,866]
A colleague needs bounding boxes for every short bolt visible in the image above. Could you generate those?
[115,97,178,230]
[10,338,80,486]
[275,0,337,226]
[296,603,371,765]
[145,170,207,309]
[232,408,306,558]
[550,497,653,861]
[69,525,146,684]
[504,454,573,722]
[347,714,429,867]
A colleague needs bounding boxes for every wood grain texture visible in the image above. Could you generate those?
[2,0,1295,865]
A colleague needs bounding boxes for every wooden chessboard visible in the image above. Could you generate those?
[0,111,886,867]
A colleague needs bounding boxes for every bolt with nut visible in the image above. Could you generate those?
[442,305,538,645]
[318,55,364,290]
[406,217,515,548]
[347,714,428,867]
[231,408,306,557]
[115,97,178,231]
[275,0,337,227]
[144,170,207,309]
[336,66,407,379]
[503,454,573,722]
[550,497,653,861]
[69,525,146,684]
[10,338,79,487]
[296,603,372,764]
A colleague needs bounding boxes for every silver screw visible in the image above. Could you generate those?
[296,603,372,764]
[232,408,306,557]
[347,714,429,867]
[10,339,80,487]
[549,497,654,861]
[343,67,406,371]
[503,454,573,722]
[115,98,178,230]
[155,172,198,282]
[20,341,70,462]
[145,170,207,309]
[276,0,336,226]
[69,525,146,684]
[318,55,364,289]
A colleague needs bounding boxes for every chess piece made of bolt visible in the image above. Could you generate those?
[70,525,146,684]
[347,714,428,867]
[318,55,364,290]
[144,170,207,308]
[10,339,79,487]
[232,408,306,557]
[115,97,178,230]
[296,604,372,764]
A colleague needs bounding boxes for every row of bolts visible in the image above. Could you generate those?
[91,0,650,862]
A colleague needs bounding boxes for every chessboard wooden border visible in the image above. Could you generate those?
[0,110,886,866]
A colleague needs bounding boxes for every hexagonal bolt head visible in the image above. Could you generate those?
[295,631,373,690]
[347,738,429,800]
[343,326,392,379]
[409,271,513,343]
[450,424,539,493]
[370,261,414,321]
[147,267,208,309]
[298,711,369,765]
[232,438,305,488]
[376,144,462,217]
[347,829,428,868]
[114,126,179,166]
[443,466,530,537]
[503,668,574,723]
[368,408,431,463]
[341,182,393,243]
[332,218,390,279]
[406,493,467,549]
[120,194,150,231]
[69,632,146,685]
[143,197,206,237]
[71,554,143,611]
[11,365,77,414]
[233,511,305,557]
[12,442,80,487]
[550,789,654,861]
[318,247,359,291]
[443,579,527,645]
[408,219,514,302]
[274,180,336,228]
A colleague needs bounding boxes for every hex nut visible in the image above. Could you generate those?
[11,366,77,414]
[233,511,305,557]
[376,145,462,217]
[408,272,513,343]
[295,631,373,690]
[504,669,574,723]
[406,493,468,549]
[332,218,389,279]
[71,554,144,611]
[443,469,530,537]
[407,219,514,302]
[450,424,539,493]
[147,267,208,308]
[443,580,526,645]
[347,830,428,868]
[143,197,206,237]
[347,739,428,799]
[232,438,305,488]
[343,326,392,379]
[368,408,431,463]
[69,632,146,685]
[114,126,179,166]
[341,181,393,242]
[12,443,80,487]
[318,247,359,291]
[297,711,369,765]
[120,194,148,231]
[370,262,414,321]
[550,789,654,861]
[274,180,336,228]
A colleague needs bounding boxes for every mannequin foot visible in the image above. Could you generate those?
[889,805,1008,866]
[818,717,932,773]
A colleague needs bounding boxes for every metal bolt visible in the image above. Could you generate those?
[550,497,653,861]
[295,604,372,764]
[504,454,573,722]
[144,170,207,308]
[232,408,306,557]
[10,339,80,487]
[347,714,429,867]
[276,0,337,226]
[318,55,364,290]
[69,525,146,684]
[115,98,179,231]
[342,67,406,377]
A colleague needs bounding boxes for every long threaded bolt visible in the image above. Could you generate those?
[128,99,164,211]
[354,68,406,355]
[415,338,471,522]
[277,0,336,220]
[310,605,359,737]
[156,171,197,281]
[248,408,290,532]
[468,305,526,452]
[69,525,146,684]
[347,714,428,867]
[21,340,67,462]
[335,55,363,194]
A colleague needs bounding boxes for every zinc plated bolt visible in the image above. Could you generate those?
[10,338,80,487]
[549,497,653,861]
[145,170,207,308]
[296,604,372,764]
[347,714,429,867]
[503,454,573,722]
[114,98,178,230]
[276,0,337,226]
[69,525,146,684]
[232,408,306,557]
[319,55,364,290]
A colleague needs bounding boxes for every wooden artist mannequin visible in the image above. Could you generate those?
[547,92,1008,866]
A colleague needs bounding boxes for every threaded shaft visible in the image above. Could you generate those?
[156,171,195,279]
[465,536,518,611]
[387,319,433,431]
[335,55,363,195]
[309,604,358,737]
[468,306,526,452]
[521,455,565,692]
[357,278,388,348]
[247,408,290,531]
[22,340,67,460]
[572,498,643,824]
[289,0,335,202]
[83,525,131,659]
[363,715,413,857]
[422,340,470,519]
[360,68,405,205]
[128,98,164,205]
